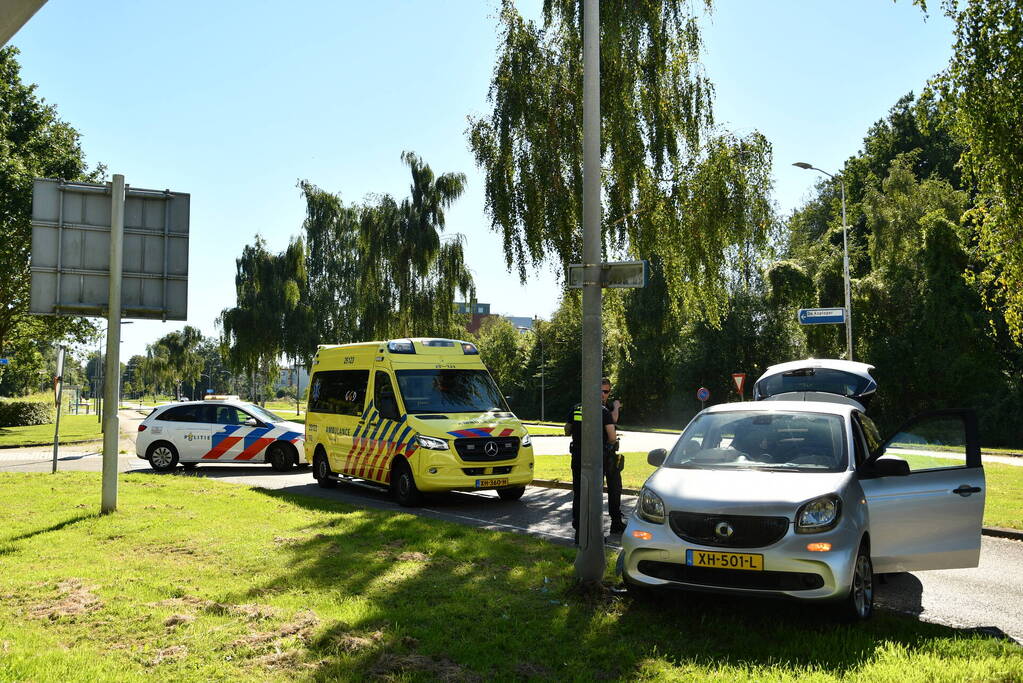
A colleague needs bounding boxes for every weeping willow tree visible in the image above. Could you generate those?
[219,236,312,402]
[467,0,773,324]
[301,151,475,344]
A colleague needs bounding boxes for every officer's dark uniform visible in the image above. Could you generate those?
[568,403,624,534]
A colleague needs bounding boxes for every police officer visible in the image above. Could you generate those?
[565,378,624,541]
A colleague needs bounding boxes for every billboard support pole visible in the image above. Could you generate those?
[575,0,605,584]
[101,174,124,514]
[51,345,64,473]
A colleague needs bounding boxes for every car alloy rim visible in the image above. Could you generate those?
[853,554,872,616]
[152,448,171,467]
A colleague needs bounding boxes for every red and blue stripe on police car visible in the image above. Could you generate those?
[201,424,302,461]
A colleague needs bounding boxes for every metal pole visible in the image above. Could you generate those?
[51,346,64,473]
[101,174,125,514]
[540,336,545,423]
[840,178,852,361]
[575,0,605,584]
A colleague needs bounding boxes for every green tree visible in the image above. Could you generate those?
[145,327,205,400]
[0,47,98,392]
[471,316,526,404]
[301,152,474,343]
[219,236,311,403]
[468,1,773,323]
[923,0,1023,343]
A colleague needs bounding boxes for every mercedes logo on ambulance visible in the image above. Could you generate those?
[484,441,500,457]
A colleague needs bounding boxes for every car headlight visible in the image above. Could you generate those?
[520,433,532,447]
[795,494,842,533]
[416,435,449,450]
[638,487,666,524]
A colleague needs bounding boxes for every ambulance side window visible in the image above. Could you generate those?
[309,370,369,417]
[375,371,399,421]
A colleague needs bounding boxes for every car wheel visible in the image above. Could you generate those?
[392,460,422,507]
[147,442,179,473]
[839,541,874,621]
[496,486,525,502]
[268,443,294,472]
[313,452,337,489]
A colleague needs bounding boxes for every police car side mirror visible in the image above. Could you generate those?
[648,448,667,467]
[243,418,258,427]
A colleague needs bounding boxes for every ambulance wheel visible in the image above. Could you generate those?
[497,486,525,502]
[268,443,294,472]
[148,442,179,473]
[392,461,422,507]
[313,452,337,489]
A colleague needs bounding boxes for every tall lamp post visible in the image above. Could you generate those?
[793,162,853,361]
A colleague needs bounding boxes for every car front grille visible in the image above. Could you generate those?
[668,511,789,548]
[637,561,824,591]
[453,437,519,462]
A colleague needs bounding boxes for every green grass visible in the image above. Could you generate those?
[524,424,566,436]
[535,453,1023,531]
[0,472,1019,682]
[0,415,103,448]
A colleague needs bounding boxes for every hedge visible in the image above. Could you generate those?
[0,400,54,428]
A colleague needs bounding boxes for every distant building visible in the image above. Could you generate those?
[455,301,494,333]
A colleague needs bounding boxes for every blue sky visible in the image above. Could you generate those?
[12,1,953,359]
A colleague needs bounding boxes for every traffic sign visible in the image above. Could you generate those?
[732,373,746,397]
[696,387,710,402]
[567,260,649,289]
[798,307,846,325]
[0,358,8,365]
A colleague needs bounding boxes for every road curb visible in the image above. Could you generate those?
[528,478,1020,541]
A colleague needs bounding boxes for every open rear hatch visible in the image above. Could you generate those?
[753,360,877,409]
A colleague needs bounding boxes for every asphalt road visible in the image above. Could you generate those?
[2,412,1020,644]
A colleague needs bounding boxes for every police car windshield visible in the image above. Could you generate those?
[245,404,285,423]
[665,411,848,473]
[395,369,508,414]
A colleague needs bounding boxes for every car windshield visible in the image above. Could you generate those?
[664,411,847,473]
[395,369,508,414]
[245,404,285,423]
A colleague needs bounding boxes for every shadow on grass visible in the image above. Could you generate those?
[238,487,1017,680]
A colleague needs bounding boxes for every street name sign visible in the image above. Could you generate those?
[798,307,846,325]
[568,260,649,289]
[30,178,190,320]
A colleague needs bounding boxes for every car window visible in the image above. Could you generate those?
[156,405,204,423]
[308,370,369,416]
[851,417,869,469]
[210,405,248,426]
[877,413,972,472]
[664,410,848,472]
[374,371,399,414]
[858,414,883,453]
[244,404,284,423]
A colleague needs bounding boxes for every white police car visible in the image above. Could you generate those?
[136,399,304,472]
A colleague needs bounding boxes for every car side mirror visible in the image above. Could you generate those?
[243,418,259,427]
[867,458,910,477]
[648,448,667,467]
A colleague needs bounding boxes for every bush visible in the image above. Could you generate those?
[0,400,54,427]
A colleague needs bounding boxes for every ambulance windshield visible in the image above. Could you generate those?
[395,369,508,414]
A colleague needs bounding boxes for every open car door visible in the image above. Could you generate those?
[858,410,984,573]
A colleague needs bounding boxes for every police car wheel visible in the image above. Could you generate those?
[496,486,525,502]
[314,453,337,489]
[148,442,179,473]
[392,462,422,507]
[268,443,294,472]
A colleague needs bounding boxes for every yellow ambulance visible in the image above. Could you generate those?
[304,338,534,505]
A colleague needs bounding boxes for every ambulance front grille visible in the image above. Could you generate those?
[454,436,520,462]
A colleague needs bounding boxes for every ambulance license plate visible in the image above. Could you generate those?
[685,549,763,571]
[476,478,509,488]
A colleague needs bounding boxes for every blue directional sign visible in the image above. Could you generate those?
[798,307,847,325]
[0,358,8,366]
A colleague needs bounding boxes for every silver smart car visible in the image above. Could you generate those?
[620,399,985,620]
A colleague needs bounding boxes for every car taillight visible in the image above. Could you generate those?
[138,424,147,432]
